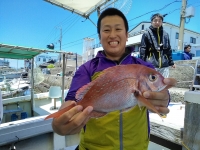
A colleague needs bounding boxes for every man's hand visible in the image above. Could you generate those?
[171,64,176,68]
[143,78,177,115]
[52,101,93,135]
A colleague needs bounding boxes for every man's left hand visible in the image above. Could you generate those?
[143,78,177,114]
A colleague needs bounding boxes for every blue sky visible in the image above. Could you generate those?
[0,0,200,68]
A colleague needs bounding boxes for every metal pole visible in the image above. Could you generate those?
[178,0,187,50]
[61,53,66,104]
[60,28,62,50]
[30,58,34,117]
[59,27,62,66]
[97,7,100,17]
[76,53,78,71]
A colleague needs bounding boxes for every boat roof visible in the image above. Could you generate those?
[44,0,112,18]
[0,43,66,60]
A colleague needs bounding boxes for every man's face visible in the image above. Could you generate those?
[151,16,163,28]
[99,15,128,60]
[185,47,191,52]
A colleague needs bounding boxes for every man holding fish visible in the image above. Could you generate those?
[49,8,177,150]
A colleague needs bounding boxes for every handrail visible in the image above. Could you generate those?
[175,64,195,91]
[191,59,200,90]
[177,60,199,90]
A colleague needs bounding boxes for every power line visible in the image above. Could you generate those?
[61,33,97,46]
[62,16,82,37]
[37,13,74,47]
[62,35,99,49]
[38,13,79,48]
[128,0,181,22]
[62,41,83,49]
[50,15,81,44]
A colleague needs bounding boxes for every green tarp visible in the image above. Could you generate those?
[0,43,63,59]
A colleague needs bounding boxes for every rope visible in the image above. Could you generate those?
[181,141,190,150]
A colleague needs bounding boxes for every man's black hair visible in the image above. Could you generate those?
[97,8,129,35]
[151,13,164,21]
[184,44,191,50]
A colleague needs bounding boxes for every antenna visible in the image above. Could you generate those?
[99,0,132,15]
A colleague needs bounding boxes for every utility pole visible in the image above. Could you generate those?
[97,7,100,17]
[58,27,62,66]
[59,27,62,51]
[178,0,187,50]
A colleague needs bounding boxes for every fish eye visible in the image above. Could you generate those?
[149,74,157,81]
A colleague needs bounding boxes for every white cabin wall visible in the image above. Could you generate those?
[2,101,31,123]
[163,23,200,54]
[183,31,200,44]
[0,133,53,150]
[162,24,179,50]
[129,22,151,34]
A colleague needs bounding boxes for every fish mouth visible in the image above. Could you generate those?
[156,85,168,92]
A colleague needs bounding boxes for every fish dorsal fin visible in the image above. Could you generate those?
[76,82,94,101]
[76,71,106,101]
[75,81,96,101]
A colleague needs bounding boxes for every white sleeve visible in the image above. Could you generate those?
[0,90,3,124]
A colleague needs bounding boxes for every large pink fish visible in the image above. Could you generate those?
[45,64,168,120]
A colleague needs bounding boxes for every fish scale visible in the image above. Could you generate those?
[91,79,136,112]
[45,64,168,120]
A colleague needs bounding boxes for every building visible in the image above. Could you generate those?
[85,21,200,61]
[35,53,82,68]
[0,59,9,67]
[35,54,58,67]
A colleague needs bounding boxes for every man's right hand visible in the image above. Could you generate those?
[52,101,93,135]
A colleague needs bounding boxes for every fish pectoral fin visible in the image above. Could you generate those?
[90,111,107,118]
[137,101,143,110]
[121,107,133,113]
[135,94,163,118]
[44,103,76,120]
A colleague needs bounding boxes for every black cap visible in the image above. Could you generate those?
[151,13,164,21]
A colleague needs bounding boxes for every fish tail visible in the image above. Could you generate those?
[44,103,75,120]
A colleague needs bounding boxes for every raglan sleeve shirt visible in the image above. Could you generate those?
[65,65,91,101]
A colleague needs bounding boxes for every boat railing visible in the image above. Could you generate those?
[175,60,200,91]
[175,63,196,90]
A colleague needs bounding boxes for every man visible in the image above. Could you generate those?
[183,45,192,60]
[52,8,176,150]
[140,13,175,78]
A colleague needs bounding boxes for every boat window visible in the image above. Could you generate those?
[190,37,196,44]
[141,24,144,30]
[175,32,179,39]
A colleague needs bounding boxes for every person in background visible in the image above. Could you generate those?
[140,13,175,78]
[183,45,192,60]
[52,8,176,150]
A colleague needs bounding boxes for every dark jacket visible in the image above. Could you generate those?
[140,25,174,67]
[183,52,192,60]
